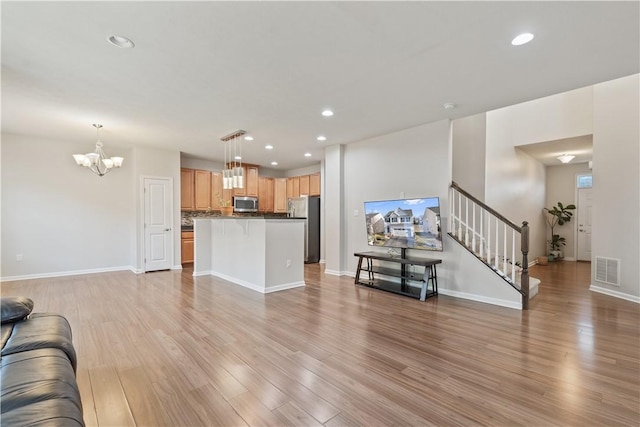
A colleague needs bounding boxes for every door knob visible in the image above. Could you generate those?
[164,228,171,231]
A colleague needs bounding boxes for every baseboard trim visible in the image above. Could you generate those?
[0,265,136,282]
[324,269,351,276]
[171,265,183,270]
[209,271,304,294]
[193,270,212,277]
[590,285,640,303]
[438,288,523,310]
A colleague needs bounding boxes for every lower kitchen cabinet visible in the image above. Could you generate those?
[181,231,194,264]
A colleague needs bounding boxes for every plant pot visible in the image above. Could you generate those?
[220,206,233,216]
[536,256,548,266]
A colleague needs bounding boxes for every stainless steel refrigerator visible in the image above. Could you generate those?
[288,196,320,263]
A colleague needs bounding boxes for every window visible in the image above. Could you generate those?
[577,174,592,188]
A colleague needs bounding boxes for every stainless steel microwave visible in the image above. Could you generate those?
[233,196,258,213]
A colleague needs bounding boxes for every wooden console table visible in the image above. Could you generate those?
[354,251,442,301]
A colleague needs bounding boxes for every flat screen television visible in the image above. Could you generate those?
[363,197,442,252]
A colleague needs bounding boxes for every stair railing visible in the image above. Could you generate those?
[449,182,530,309]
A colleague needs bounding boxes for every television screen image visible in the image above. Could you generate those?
[364,197,442,251]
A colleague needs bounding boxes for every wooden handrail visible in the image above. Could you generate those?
[450,181,522,232]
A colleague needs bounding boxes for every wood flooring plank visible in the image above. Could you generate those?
[89,367,136,427]
[118,367,171,426]
[229,391,288,427]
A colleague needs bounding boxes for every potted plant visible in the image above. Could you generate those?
[543,202,576,259]
[216,193,233,216]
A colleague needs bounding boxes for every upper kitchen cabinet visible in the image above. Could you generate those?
[299,175,310,196]
[211,171,223,209]
[286,176,300,199]
[309,173,320,196]
[194,169,212,211]
[227,164,259,197]
[181,168,195,211]
[274,178,287,213]
[258,176,274,212]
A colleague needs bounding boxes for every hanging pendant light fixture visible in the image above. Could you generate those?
[72,124,124,176]
[221,130,246,189]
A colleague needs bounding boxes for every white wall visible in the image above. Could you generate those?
[1,134,135,279]
[132,146,181,271]
[452,113,486,201]
[485,111,547,259]
[507,86,593,145]
[591,74,639,300]
[545,162,591,260]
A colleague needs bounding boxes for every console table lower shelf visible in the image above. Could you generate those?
[354,251,442,301]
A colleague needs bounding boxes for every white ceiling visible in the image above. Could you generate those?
[517,135,593,166]
[2,2,638,170]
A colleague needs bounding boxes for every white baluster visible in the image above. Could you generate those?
[458,192,462,240]
[472,201,476,253]
[479,208,484,259]
[503,223,508,274]
[487,213,491,264]
[511,229,516,283]
[494,217,499,269]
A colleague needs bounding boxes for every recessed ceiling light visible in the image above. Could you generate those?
[271,161,278,166]
[443,103,456,110]
[234,156,242,160]
[244,136,253,141]
[304,153,312,157]
[107,35,135,48]
[317,136,327,141]
[265,145,273,150]
[511,33,534,46]
[321,109,334,117]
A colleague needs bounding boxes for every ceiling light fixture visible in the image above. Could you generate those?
[557,154,575,164]
[72,124,124,177]
[317,136,327,141]
[271,161,278,166]
[443,102,456,110]
[321,109,334,117]
[265,145,274,150]
[244,136,254,141]
[304,153,312,157]
[221,130,246,189]
[107,35,135,48]
[511,32,534,46]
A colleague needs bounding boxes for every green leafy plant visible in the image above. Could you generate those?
[543,202,576,253]
[216,192,231,208]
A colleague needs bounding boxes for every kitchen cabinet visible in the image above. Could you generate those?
[299,175,310,196]
[211,171,223,209]
[227,164,259,197]
[286,176,300,199]
[181,231,194,263]
[309,173,320,196]
[258,177,274,212]
[274,178,287,213]
[194,170,212,211]
[180,169,195,211]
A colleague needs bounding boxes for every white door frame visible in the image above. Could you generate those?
[574,173,593,262]
[141,176,174,272]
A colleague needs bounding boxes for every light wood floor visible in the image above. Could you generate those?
[2,261,639,426]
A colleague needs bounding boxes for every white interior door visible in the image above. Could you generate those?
[577,188,593,261]
[144,177,173,271]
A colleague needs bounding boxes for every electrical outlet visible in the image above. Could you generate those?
[16,254,23,261]
[286,259,291,268]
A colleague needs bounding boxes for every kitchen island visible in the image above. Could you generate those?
[192,217,306,293]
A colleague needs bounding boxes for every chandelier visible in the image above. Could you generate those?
[221,130,246,189]
[556,154,575,164]
[72,124,124,176]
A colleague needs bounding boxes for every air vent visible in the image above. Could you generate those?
[595,256,620,286]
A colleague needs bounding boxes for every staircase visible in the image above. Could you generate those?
[449,182,539,308]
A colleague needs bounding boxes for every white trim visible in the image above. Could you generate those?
[590,285,640,303]
[319,259,326,264]
[438,288,523,310]
[171,265,183,270]
[142,175,175,272]
[210,271,304,294]
[0,265,136,282]
[325,269,351,276]
[193,270,212,277]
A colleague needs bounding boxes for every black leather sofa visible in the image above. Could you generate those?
[1,296,84,426]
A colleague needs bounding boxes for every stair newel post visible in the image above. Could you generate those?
[521,221,530,310]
